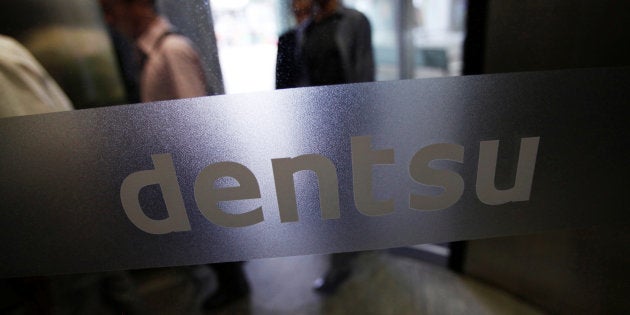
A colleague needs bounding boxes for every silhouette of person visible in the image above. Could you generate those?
[300,0,375,294]
[276,0,313,89]
[302,0,374,87]
[100,0,250,310]
[0,34,73,117]
[100,0,209,102]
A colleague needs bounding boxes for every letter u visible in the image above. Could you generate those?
[476,137,540,205]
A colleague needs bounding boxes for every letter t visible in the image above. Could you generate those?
[351,136,395,216]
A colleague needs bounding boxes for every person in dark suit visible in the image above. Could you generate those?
[302,0,374,86]
[276,0,313,89]
[303,0,375,294]
[275,0,375,296]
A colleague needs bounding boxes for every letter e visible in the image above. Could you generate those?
[194,162,264,228]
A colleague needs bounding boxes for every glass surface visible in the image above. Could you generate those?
[4,0,626,314]
[0,2,472,313]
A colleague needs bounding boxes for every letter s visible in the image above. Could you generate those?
[409,143,465,210]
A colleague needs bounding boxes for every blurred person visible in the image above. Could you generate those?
[0,34,73,118]
[101,0,141,103]
[100,0,249,311]
[0,35,61,307]
[1,34,147,315]
[107,27,142,104]
[276,0,313,89]
[100,0,209,102]
[300,0,375,294]
[303,0,374,86]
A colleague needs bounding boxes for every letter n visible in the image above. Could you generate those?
[272,154,340,222]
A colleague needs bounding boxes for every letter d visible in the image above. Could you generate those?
[120,154,191,234]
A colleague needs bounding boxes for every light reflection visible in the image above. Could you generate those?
[213,0,466,94]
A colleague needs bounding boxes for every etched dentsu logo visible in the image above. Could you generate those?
[120,136,540,234]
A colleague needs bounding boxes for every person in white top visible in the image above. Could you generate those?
[100,0,208,102]
[100,0,246,310]
[0,34,73,118]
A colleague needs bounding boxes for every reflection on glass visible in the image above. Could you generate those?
[345,0,399,81]
[213,0,467,94]
[410,0,466,77]
[346,0,466,79]
[0,0,126,109]
[156,0,225,96]
[212,0,281,94]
